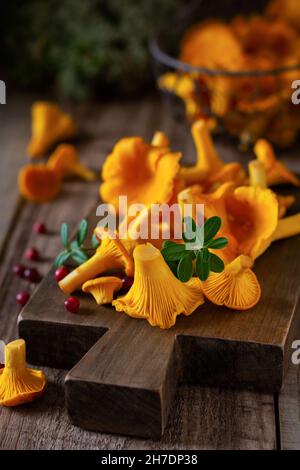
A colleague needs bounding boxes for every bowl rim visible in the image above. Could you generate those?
[149,35,300,78]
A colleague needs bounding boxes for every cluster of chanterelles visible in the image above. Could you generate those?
[59,119,300,329]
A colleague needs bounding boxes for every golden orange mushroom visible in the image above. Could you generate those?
[27,102,77,158]
[254,139,300,187]
[201,255,261,310]
[59,230,135,294]
[113,243,204,329]
[18,164,61,203]
[47,144,96,182]
[82,276,122,304]
[100,137,181,210]
[0,339,47,407]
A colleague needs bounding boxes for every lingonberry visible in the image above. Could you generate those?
[25,247,39,261]
[13,264,26,278]
[33,222,46,234]
[24,267,41,283]
[64,297,80,313]
[55,266,69,282]
[16,291,30,306]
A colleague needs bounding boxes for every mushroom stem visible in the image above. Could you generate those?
[5,339,26,371]
[226,255,253,274]
[71,163,96,182]
[249,160,267,189]
[191,120,223,174]
[151,131,169,147]
[272,213,300,241]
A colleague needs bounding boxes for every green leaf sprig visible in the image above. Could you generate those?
[161,216,228,282]
[55,219,100,267]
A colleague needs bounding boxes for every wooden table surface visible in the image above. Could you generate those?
[0,94,300,450]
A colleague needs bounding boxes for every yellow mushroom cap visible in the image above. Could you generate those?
[18,164,62,203]
[254,139,300,187]
[82,276,122,305]
[59,231,135,294]
[47,144,96,181]
[113,243,204,329]
[27,101,77,158]
[0,339,46,407]
[201,255,261,310]
[100,137,181,210]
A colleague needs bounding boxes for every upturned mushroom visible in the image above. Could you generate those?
[100,136,181,210]
[27,102,77,158]
[113,243,204,329]
[0,339,46,406]
[47,144,96,182]
[201,255,261,310]
[18,164,62,203]
[254,139,300,187]
[59,230,135,294]
[82,276,122,304]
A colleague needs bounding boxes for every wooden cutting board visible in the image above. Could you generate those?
[18,189,300,439]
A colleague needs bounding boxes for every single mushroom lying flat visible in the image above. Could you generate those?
[113,243,204,329]
[48,144,96,182]
[254,139,300,187]
[59,230,135,294]
[0,339,47,406]
[82,276,122,304]
[201,255,261,310]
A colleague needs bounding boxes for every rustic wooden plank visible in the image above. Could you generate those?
[0,367,276,450]
[0,96,277,449]
[279,364,300,449]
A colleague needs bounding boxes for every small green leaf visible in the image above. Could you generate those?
[71,249,88,265]
[91,234,100,249]
[60,223,69,248]
[167,260,179,276]
[70,239,80,251]
[177,252,194,282]
[207,237,228,249]
[196,249,210,281]
[209,253,225,273]
[77,219,88,246]
[54,250,71,267]
[204,216,221,243]
[161,241,186,261]
[183,216,197,243]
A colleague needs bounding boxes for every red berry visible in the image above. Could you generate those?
[13,264,26,278]
[25,247,39,261]
[34,222,46,234]
[55,266,69,282]
[24,267,41,283]
[16,291,30,306]
[64,296,80,313]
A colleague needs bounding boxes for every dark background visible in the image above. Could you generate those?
[1,0,269,100]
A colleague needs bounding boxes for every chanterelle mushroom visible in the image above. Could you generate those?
[27,102,77,158]
[254,139,300,187]
[59,230,135,294]
[47,144,96,182]
[82,276,122,304]
[0,339,46,406]
[113,243,204,329]
[201,255,261,310]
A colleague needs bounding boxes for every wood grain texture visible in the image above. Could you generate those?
[1,94,300,448]
[0,367,276,450]
[279,365,300,450]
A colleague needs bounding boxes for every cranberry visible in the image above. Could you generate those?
[119,276,134,295]
[24,267,41,283]
[64,296,80,313]
[13,264,26,278]
[34,222,46,234]
[16,291,30,306]
[25,247,39,261]
[55,266,69,282]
